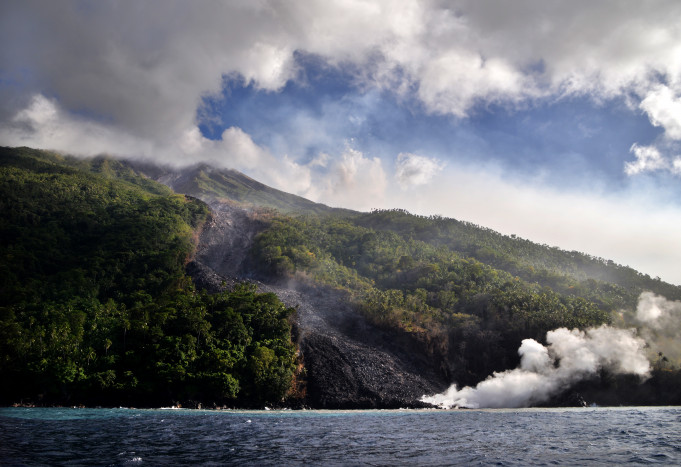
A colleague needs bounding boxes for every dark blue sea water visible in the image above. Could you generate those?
[1,406,680,466]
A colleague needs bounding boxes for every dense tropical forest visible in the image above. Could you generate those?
[0,147,295,407]
[2,146,680,407]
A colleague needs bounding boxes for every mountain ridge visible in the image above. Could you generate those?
[129,160,354,216]
[123,151,681,303]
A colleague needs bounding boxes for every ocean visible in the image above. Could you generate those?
[1,406,679,465]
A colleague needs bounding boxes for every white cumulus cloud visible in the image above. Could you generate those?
[640,85,681,140]
[625,143,669,175]
[3,0,681,144]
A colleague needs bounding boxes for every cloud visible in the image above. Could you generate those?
[383,163,681,285]
[624,143,669,175]
[0,94,154,156]
[301,147,387,210]
[673,157,681,175]
[0,1,299,142]
[413,50,531,117]
[172,126,315,196]
[625,85,681,173]
[624,142,681,177]
[640,85,681,140]
[4,1,681,139]
[395,152,444,188]
[0,93,318,198]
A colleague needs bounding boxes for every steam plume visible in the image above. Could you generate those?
[421,325,649,409]
[632,292,681,364]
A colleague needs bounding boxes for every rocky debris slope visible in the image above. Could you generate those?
[189,200,446,408]
[192,199,266,277]
[266,282,444,408]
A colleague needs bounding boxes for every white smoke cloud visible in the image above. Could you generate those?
[632,292,681,363]
[395,153,444,188]
[637,292,670,327]
[422,325,649,409]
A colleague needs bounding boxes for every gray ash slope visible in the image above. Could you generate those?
[185,197,446,408]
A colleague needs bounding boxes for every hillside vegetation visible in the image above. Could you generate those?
[248,209,681,391]
[355,209,681,306]
[0,147,295,407]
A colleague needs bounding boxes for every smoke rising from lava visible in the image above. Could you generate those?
[421,325,650,409]
[632,292,681,364]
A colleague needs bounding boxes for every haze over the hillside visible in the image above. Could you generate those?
[2,0,681,284]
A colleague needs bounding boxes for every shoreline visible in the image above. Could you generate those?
[5,402,681,411]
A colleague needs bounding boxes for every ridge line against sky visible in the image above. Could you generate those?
[1,0,681,284]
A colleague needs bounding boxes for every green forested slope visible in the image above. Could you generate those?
[355,209,681,306]
[249,211,680,385]
[250,215,609,382]
[0,147,295,407]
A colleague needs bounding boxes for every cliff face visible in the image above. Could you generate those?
[188,198,446,408]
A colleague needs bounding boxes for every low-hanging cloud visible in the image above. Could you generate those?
[386,162,681,285]
[422,325,650,409]
[0,94,155,157]
[0,93,314,195]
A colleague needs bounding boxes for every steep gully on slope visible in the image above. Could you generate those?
[185,198,447,408]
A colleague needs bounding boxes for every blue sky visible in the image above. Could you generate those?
[199,61,665,194]
[2,0,681,284]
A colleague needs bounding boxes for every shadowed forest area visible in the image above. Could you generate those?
[0,148,295,407]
